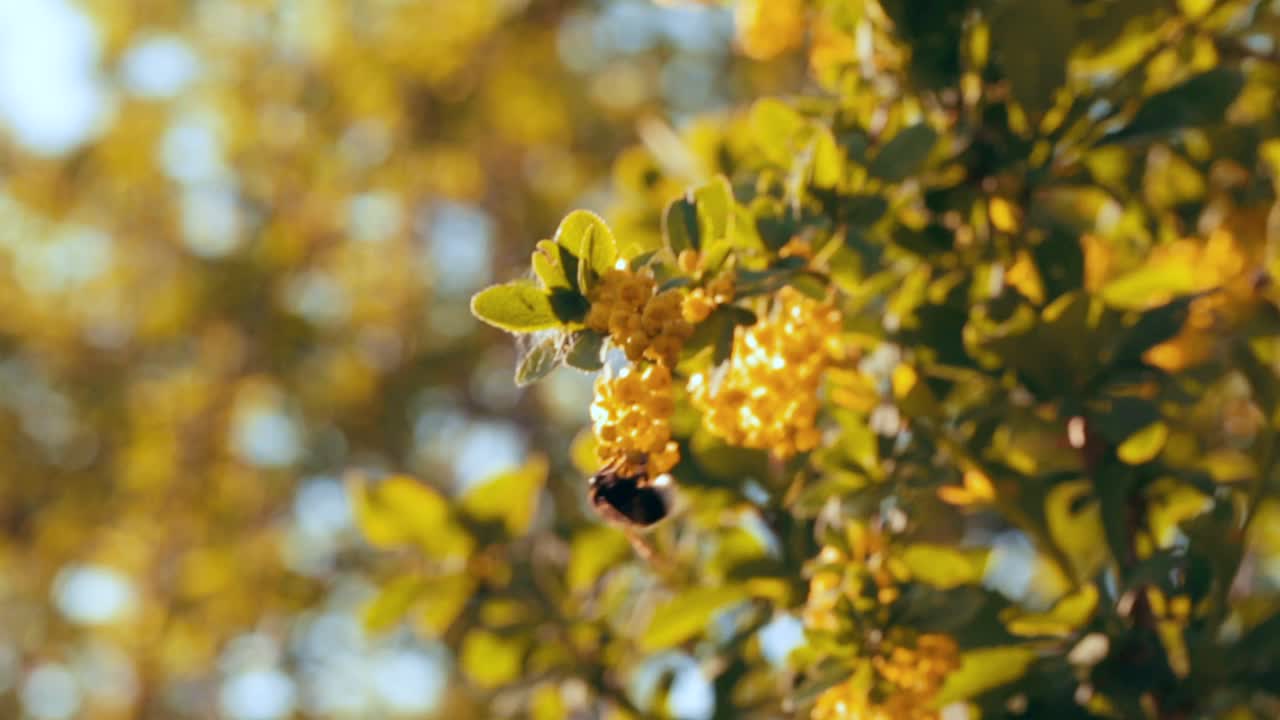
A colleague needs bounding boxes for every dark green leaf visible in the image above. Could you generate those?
[685,305,756,366]
[841,195,889,227]
[1100,68,1245,145]
[565,329,606,371]
[548,287,589,324]
[664,196,700,254]
[993,0,1076,118]
[1106,297,1192,371]
[868,124,938,182]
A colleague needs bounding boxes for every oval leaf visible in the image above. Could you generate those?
[555,210,618,275]
[1117,421,1168,465]
[868,124,939,182]
[936,646,1037,705]
[471,282,561,333]
[1101,68,1245,146]
[640,585,749,651]
[459,456,549,536]
[992,0,1075,118]
[461,629,526,689]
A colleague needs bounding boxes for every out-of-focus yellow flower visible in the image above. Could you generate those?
[736,0,808,61]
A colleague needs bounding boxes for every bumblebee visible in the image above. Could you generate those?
[587,456,675,529]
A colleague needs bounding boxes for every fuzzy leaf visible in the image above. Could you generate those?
[471,282,561,333]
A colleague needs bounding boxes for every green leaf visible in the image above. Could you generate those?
[901,544,990,589]
[813,125,844,187]
[459,456,548,536]
[568,525,631,592]
[1045,479,1109,581]
[350,476,474,559]
[841,195,889,227]
[690,425,770,482]
[471,282,561,333]
[750,98,807,165]
[664,196,700,254]
[1101,265,1198,309]
[565,329,606,371]
[868,124,938,182]
[1116,421,1167,465]
[515,336,561,387]
[554,210,618,283]
[992,0,1075,118]
[684,304,756,366]
[547,287,590,324]
[416,574,476,637]
[1232,339,1280,425]
[1106,297,1192,370]
[461,629,527,689]
[936,647,1037,705]
[640,585,749,651]
[695,175,734,244]
[362,575,425,632]
[1090,395,1160,445]
[1100,68,1245,145]
[532,240,570,290]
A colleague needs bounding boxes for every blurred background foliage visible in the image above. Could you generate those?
[0,0,803,718]
[2,0,1280,719]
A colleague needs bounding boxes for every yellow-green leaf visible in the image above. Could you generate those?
[569,427,601,477]
[1045,480,1109,581]
[640,585,749,651]
[532,239,571,290]
[1117,421,1168,465]
[901,544,990,589]
[471,282,561,333]
[350,475,474,559]
[936,646,1037,706]
[459,455,548,536]
[461,629,526,689]
[750,98,806,164]
[532,683,566,720]
[362,575,425,632]
[568,525,631,592]
[416,574,476,636]
[554,210,617,275]
[1005,584,1100,637]
[1100,263,1198,310]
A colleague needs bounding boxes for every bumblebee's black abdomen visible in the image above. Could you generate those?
[589,472,670,527]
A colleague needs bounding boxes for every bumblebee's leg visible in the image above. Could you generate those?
[624,526,676,576]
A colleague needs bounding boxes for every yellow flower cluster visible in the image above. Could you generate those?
[681,272,736,324]
[735,0,807,61]
[812,681,933,720]
[804,525,903,632]
[688,287,842,457]
[590,364,680,474]
[873,635,959,696]
[812,635,960,720]
[585,269,693,365]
